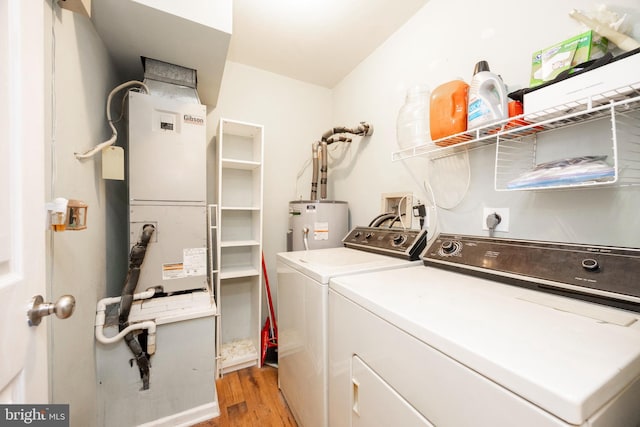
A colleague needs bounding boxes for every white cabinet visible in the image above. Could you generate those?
[215,118,264,376]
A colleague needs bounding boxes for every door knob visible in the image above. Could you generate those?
[28,294,76,326]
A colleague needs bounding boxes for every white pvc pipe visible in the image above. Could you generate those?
[95,289,157,354]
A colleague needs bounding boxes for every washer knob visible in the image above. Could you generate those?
[365,232,373,240]
[354,231,362,238]
[582,258,600,271]
[392,235,406,246]
[441,240,457,254]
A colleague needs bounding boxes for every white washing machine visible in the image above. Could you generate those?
[329,234,640,427]
[277,226,427,427]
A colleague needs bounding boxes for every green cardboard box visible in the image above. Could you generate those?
[530,30,608,88]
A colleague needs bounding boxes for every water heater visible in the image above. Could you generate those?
[287,200,348,251]
[128,90,208,293]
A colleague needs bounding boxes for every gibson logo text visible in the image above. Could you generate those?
[183,114,204,125]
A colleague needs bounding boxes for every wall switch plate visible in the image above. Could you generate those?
[482,207,510,232]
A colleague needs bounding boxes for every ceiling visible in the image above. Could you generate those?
[91,0,232,106]
[89,0,427,105]
[226,0,428,88]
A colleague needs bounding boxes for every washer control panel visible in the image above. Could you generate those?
[423,233,640,312]
[343,226,427,260]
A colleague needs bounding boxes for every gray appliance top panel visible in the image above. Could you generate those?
[423,233,640,312]
[343,226,427,261]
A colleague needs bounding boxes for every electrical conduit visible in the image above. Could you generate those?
[74,80,149,160]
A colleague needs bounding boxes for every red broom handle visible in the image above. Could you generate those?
[262,253,278,337]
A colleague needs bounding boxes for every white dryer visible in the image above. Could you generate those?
[329,234,640,427]
[277,226,427,427]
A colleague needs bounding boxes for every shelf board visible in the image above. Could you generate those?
[221,158,261,170]
[220,266,260,279]
[220,338,258,374]
[221,118,263,138]
[221,240,260,247]
[220,206,260,211]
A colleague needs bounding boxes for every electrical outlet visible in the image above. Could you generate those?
[381,192,413,227]
[482,207,510,232]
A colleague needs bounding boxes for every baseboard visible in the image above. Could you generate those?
[137,401,221,427]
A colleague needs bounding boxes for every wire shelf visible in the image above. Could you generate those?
[495,97,640,191]
[392,84,640,162]
[392,84,640,191]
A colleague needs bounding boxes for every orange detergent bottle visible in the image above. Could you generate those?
[429,79,469,146]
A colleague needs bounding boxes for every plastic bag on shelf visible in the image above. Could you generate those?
[507,155,615,189]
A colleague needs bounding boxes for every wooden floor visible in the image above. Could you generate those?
[194,365,298,427]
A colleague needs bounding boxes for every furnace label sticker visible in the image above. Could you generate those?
[183,247,207,276]
[314,222,329,241]
[183,114,205,126]
[162,262,186,280]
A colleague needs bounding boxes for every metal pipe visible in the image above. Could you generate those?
[321,122,374,143]
[309,121,374,200]
[310,141,320,200]
[302,227,310,251]
[320,141,328,200]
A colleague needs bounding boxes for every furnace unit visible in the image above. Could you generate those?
[96,59,218,426]
[127,90,208,294]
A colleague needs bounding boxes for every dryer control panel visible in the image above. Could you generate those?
[342,226,427,260]
[424,233,640,312]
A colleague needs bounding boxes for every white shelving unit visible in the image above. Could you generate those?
[392,85,640,192]
[215,118,264,376]
[207,204,221,376]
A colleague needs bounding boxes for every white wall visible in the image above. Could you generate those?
[41,2,640,424]
[44,3,122,426]
[331,0,640,247]
[209,61,333,290]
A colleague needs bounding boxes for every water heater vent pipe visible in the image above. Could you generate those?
[310,121,373,200]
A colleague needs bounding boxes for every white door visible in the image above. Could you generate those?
[0,0,48,403]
